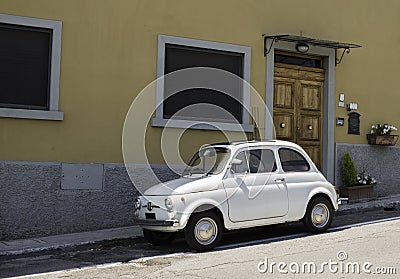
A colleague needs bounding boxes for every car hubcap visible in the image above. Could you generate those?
[194,217,218,245]
[311,203,329,228]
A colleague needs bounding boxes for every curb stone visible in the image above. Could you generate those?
[1,195,399,257]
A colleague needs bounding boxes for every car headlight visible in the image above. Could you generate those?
[165,197,173,210]
[134,197,141,210]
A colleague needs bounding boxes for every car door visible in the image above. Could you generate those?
[277,147,315,215]
[223,147,289,222]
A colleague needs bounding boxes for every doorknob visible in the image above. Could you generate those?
[280,122,286,128]
[308,125,313,130]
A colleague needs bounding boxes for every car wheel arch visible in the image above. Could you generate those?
[303,192,335,219]
[181,202,226,229]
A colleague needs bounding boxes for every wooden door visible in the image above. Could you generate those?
[273,63,324,169]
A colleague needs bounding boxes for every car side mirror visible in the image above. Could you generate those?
[228,158,242,175]
[231,158,242,165]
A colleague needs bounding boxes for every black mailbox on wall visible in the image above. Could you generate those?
[348,112,361,135]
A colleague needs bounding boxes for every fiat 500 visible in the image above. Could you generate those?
[134,140,339,251]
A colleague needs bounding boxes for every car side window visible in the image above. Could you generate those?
[260,149,277,173]
[278,148,310,172]
[248,149,277,173]
[232,151,248,174]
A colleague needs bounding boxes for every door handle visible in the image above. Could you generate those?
[275,178,285,182]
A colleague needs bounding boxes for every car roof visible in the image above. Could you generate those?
[209,140,301,149]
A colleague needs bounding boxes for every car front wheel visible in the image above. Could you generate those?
[142,229,176,245]
[303,196,333,233]
[184,211,223,251]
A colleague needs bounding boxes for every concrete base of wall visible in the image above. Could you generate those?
[0,161,180,241]
[2,145,399,240]
[335,143,400,197]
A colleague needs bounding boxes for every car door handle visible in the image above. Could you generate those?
[275,178,285,182]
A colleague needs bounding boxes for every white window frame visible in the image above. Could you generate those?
[152,34,252,132]
[0,14,63,120]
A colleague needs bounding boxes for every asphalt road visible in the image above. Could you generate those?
[1,209,399,278]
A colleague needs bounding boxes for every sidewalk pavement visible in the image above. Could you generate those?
[1,194,399,257]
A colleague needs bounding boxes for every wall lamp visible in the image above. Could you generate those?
[296,43,309,53]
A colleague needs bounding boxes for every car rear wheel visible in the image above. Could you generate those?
[142,229,176,245]
[303,196,333,233]
[184,211,223,251]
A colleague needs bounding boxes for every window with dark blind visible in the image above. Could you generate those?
[0,23,52,110]
[153,35,252,132]
[163,44,244,123]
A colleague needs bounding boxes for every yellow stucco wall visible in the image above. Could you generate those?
[0,0,399,164]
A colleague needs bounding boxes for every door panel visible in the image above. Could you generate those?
[274,81,294,108]
[299,115,320,141]
[273,62,324,170]
[298,70,325,82]
[273,113,294,139]
[301,85,321,110]
[274,66,299,79]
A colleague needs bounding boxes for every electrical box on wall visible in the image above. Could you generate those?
[61,163,104,190]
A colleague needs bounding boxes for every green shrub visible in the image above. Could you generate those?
[342,152,358,187]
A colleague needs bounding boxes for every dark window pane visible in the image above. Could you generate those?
[164,44,244,123]
[248,150,261,173]
[279,148,310,172]
[249,149,277,173]
[0,23,52,110]
[275,54,321,68]
[260,149,277,173]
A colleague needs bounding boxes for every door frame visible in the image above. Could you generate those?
[265,40,335,183]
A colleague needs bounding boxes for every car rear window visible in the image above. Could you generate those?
[278,148,310,172]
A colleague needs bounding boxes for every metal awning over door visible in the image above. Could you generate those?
[262,34,362,65]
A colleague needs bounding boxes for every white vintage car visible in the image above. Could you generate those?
[134,140,339,251]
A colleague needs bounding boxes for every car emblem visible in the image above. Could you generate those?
[147,202,153,211]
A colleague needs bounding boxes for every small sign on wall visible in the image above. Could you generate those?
[348,112,361,135]
[336,118,344,126]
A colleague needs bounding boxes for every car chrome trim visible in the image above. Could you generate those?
[134,219,178,226]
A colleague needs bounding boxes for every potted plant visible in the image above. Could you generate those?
[367,123,398,146]
[341,152,376,201]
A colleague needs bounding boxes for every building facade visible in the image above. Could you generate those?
[0,0,399,240]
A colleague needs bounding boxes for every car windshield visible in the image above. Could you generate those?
[183,147,231,176]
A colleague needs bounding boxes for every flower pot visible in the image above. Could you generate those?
[366,134,398,146]
[340,184,375,202]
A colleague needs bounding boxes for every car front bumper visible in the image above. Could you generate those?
[337,197,348,205]
[133,218,179,226]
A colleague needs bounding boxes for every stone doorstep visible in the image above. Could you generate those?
[1,194,399,257]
